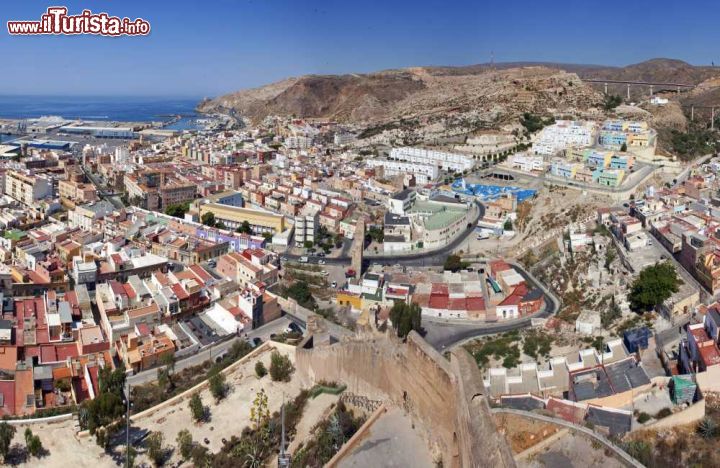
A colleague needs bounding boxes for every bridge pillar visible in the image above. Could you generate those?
[627,84,630,100]
[691,106,694,121]
[649,85,653,96]
[604,82,608,94]
[677,86,680,95]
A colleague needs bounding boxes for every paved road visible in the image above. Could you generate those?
[127,316,293,386]
[282,201,484,268]
[81,165,126,210]
[424,258,560,350]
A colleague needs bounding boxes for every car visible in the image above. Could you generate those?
[318,259,326,265]
[299,256,309,263]
[317,252,325,257]
[321,270,329,276]
[331,281,337,288]
[288,322,302,333]
[281,256,288,262]
[253,337,262,346]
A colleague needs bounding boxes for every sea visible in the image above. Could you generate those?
[0,95,203,127]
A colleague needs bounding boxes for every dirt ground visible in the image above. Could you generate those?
[2,343,304,468]
[494,413,562,453]
[519,431,626,468]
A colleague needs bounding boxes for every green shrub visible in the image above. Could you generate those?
[255,361,267,378]
[269,351,294,382]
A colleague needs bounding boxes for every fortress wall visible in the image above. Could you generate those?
[296,330,516,467]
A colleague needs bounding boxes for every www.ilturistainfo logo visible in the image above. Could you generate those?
[7,7,151,36]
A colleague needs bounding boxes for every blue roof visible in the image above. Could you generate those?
[450,180,536,202]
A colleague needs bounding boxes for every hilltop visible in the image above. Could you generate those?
[197,65,604,145]
[198,59,720,150]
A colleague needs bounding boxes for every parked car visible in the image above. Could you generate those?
[288,322,302,333]
[299,256,309,263]
[319,259,326,265]
[331,281,337,288]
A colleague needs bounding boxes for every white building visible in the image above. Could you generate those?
[4,170,53,206]
[532,120,597,156]
[389,147,475,173]
[366,159,439,185]
[294,213,318,248]
[388,189,416,215]
[333,133,355,146]
[509,154,544,172]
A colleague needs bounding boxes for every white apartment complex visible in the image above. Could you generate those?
[294,213,318,247]
[389,147,475,173]
[4,170,53,205]
[509,154,544,172]
[532,120,597,156]
[366,159,439,185]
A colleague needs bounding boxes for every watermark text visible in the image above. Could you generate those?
[7,7,150,36]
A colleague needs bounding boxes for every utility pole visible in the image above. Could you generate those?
[627,84,630,101]
[649,85,653,96]
[278,397,290,467]
[691,106,694,121]
[125,382,131,468]
[604,83,608,95]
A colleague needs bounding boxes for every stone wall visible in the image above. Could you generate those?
[295,330,515,467]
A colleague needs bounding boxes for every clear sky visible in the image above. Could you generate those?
[0,0,718,97]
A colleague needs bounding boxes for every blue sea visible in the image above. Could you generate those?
[0,95,202,122]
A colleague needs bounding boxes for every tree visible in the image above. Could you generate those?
[503,219,513,231]
[191,444,210,467]
[237,220,252,234]
[165,202,190,219]
[443,254,469,272]
[209,372,228,402]
[628,262,680,311]
[303,240,314,249]
[189,393,206,423]
[24,428,44,458]
[201,212,216,227]
[388,301,422,340]
[620,142,628,152]
[603,94,622,110]
[255,361,267,378]
[176,429,193,460]
[146,431,165,467]
[0,423,15,462]
[250,389,270,431]
[269,351,294,382]
[284,281,316,309]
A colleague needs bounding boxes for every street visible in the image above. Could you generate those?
[127,316,294,386]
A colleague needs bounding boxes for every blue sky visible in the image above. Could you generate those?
[0,0,718,96]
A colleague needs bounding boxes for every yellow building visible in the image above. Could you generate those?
[199,202,286,234]
[336,291,363,310]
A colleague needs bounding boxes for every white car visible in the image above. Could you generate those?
[318,259,326,265]
[331,281,337,288]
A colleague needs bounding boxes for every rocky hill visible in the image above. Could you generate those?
[198,66,603,143]
[198,58,720,147]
